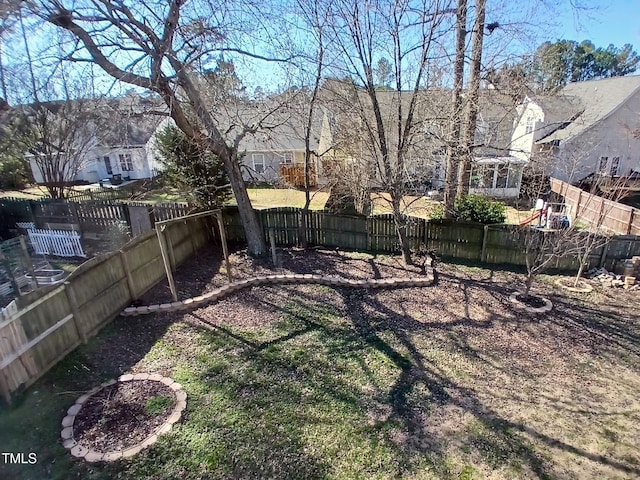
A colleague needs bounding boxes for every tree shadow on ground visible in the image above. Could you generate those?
[336,279,640,479]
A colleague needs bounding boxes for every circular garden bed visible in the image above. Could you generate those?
[61,374,187,462]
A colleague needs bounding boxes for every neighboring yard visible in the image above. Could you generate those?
[1,186,532,224]
[1,247,638,480]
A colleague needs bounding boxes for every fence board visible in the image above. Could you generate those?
[0,214,214,403]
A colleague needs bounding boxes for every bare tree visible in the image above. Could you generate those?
[33,0,298,256]
[8,98,103,198]
[322,0,455,264]
[0,1,21,101]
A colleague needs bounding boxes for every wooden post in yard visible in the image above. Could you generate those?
[216,211,233,284]
[0,251,21,296]
[0,368,11,405]
[269,229,277,266]
[64,282,87,344]
[481,224,489,263]
[19,236,38,289]
[119,250,137,301]
[157,225,178,302]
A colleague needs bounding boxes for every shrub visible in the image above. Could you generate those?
[454,195,506,224]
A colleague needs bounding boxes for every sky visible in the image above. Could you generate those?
[555,0,640,49]
[3,1,640,104]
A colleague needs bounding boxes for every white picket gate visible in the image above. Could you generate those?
[27,228,85,257]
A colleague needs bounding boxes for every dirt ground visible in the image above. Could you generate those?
[95,245,639,479]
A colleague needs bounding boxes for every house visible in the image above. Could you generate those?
[510,76,640,184]
[206,94,333,187]
[236,108,331,187]
[77,96,169,183]
[15,95,169,186]
[316,79,523,197]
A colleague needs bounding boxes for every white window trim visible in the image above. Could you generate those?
[525,117,534,135]
[610,156,620,176]
[598,156,609,173]
[470,161,523,190]
[252,153,265,173]
[119,153,134,171]
[282,152,294,164]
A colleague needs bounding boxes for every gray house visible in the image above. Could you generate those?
[510,76,640,184]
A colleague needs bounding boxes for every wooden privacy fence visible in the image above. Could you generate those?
[0,198,196,238]
[0,212,214,404]
[222,206,640,270]
[551,177,640,235]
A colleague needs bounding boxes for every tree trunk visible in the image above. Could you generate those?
[224,149,266,257]
[457,0,486,198]
[574,252,588,287]
[391,191,412,265]
[523,273,534,298]
[443,0,467,218]
[175,73,266,257]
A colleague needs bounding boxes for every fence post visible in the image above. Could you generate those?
[187,219,197,256]
[481,225,489,263]
[0,368,11,405]
[157,225,178,301]
[19,236,38,289]
[575,189,583,217]
[119,249,137,301]
[0,251,21,296]
[64,282,87,344]
[164,225,176,271]
[599,241,610,268]
[269,229,277,267]
[216,211,233,283]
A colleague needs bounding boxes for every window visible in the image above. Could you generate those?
[470,165,494,188]
[496,164,509,188]
[525,116,535,135]
[610,156,620,176]
[598,156,608,173]
[252,153,265,173]
[104,156,113,175]
[470,162,522,190]
[507,164,522,189]
[282,152,294,164]
[119,153,133,171]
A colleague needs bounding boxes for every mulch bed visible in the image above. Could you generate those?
[138,245,431,306]
[515,293,548,308]
[73,380,176,453]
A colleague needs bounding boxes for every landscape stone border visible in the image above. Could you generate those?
[61,374,187,462]
[553,278,594,293]
[120,271,435,317]
[509,291,553,313]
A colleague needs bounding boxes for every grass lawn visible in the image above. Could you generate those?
[2,185,531,223]
[0,186,51,199]
[1,248,639,480]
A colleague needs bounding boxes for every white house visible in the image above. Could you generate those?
[26,95,169,185]
[510,76,640,184]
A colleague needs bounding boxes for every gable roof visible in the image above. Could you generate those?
[318,80,519,158]
[536,75,640,143]
[0,95,168,149]
[99,96,167,147]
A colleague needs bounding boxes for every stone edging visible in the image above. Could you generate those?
[508,291,553,313]
[121,271,435,317]
[553,278,594,293]
[61,374,187,462]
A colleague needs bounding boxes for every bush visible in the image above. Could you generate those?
[454,195,506,224]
